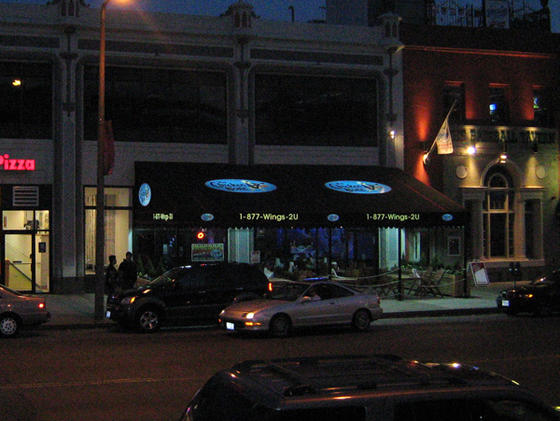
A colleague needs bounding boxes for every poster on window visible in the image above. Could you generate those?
[191,243,224,262]
[468,261,489,286]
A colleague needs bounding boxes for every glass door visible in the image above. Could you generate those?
[35,233,50,292]
[4,233,33,292]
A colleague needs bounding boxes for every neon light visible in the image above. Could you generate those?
[138,183,151,206]
[205,179,277,193]
[0,154,35,171]
[325,180,391,194]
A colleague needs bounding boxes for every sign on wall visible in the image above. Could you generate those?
[191,243,224,262]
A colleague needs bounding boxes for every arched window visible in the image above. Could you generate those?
[483,167,515,258]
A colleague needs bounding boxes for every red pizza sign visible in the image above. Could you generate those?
[0,154,36,171]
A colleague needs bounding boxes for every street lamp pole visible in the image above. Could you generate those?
[95,0,111,321]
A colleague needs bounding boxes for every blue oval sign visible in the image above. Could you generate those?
[138,183,152,207]
[205,179,277,193]
[442,213,454,222]
[201,213,215,222]
[327,213,340,222]
[325,180,391,195]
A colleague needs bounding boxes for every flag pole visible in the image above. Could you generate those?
[423,99,457,164]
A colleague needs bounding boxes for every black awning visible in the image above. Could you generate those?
[134,162,468,228]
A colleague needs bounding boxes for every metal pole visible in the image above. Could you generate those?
[95,0,110,322]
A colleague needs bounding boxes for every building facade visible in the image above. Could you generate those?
[1,0,409,293]
[401,23,560,280]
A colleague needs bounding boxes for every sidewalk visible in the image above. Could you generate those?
[38,282,522,330]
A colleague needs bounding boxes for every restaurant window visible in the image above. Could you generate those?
[84,187,132,274]
[0,61,52,139]
[483,168,514,258]
[443,82,465,124]
[83,66,227,143]
[255,73,378,146]
[533,87,554,127]
[488,85,509,124]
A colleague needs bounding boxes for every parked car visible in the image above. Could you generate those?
[497,270,560,316]
[0,284,50,337]
[218,279,382,337]
[180,354,560,421]
[105,263,268,332]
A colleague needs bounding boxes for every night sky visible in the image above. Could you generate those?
[1,0,558,32]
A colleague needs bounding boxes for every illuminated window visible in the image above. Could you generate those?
[84,187,133,274]
[533,87,554,127]
[488,85,509,124]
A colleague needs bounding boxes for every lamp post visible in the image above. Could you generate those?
[94,0,111,322]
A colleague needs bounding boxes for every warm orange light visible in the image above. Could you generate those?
[196,231,205,240]
[268,282,273,292]
[12,79,22,87]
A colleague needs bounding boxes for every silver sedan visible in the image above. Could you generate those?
[218,279,382,337]
[0,284,50,337]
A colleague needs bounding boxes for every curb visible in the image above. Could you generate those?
[38,307,499,331]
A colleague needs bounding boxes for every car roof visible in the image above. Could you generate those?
[225,355,525,407]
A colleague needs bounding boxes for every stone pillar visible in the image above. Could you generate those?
[54,23,81,292]
[224,1,256,165]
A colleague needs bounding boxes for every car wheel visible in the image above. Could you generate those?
[0,314,20,337]
[352,309,371,331]
[136,307,161,333]
[269,314,291,337]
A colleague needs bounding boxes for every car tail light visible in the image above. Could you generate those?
[38,302,46,310]
[268,282,273,292]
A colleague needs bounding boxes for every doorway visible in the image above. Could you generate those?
[1,210,50,293]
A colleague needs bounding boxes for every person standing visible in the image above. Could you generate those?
[118,251,138,290]
[105,255,119,294]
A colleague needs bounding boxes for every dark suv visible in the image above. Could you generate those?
[181,354,560,421]
[105,263,268,332]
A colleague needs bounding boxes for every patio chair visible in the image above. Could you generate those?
[415,268,446,297]
[406,267,431,295]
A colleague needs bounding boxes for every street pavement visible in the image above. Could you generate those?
[36,281,523,330]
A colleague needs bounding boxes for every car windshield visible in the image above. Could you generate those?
[268,282,309,301]
[148,267,187,287]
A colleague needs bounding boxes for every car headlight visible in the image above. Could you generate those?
[120,296,136,305]
[243,312,255,319]
[219,309,225,316]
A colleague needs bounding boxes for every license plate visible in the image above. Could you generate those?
[226,322,235,331]
[501,300,509,307]
[106,310,112,318]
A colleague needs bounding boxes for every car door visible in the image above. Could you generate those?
[163,267,203,323]
[326,284,360,323]
[200,265,231,317]
[292,283,342,327]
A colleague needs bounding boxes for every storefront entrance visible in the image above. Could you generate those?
[1,212,50,293]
